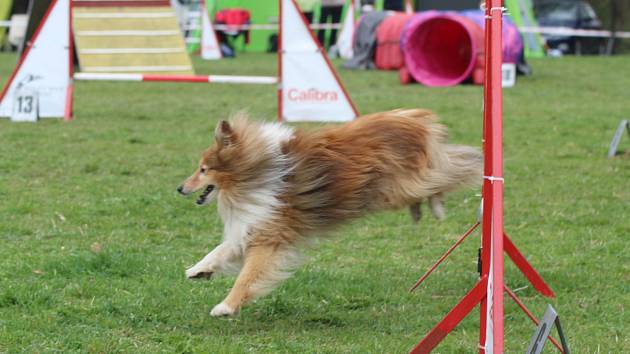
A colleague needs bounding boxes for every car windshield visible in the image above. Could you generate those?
[537,3,578,22]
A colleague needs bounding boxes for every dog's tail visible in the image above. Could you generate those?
[427,143,483,194]
[386,109,482,196]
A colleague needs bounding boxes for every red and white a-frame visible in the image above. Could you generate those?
[0,0,358,123]
[199,0,222,60]
[408,1,561,353]
[278,0,358,122]
[0,0,73,120]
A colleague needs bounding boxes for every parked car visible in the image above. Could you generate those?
[534,0,605,55]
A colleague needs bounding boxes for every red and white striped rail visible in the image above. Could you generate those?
[73,72,278,84]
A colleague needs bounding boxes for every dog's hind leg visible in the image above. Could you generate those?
[409,202,422,223]
[429,193,445,220]
[186,242,242,279]
[210,242,297,317]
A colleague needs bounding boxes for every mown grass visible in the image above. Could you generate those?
[0,52,629,353]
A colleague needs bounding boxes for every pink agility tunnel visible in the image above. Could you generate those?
[402,12,484,87]
[375,13,413,70]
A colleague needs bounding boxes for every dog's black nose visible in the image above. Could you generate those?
[177,185,185,195]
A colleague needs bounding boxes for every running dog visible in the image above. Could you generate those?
[177,109,482,316]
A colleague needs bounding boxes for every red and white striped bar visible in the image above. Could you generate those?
[73,72,278,84]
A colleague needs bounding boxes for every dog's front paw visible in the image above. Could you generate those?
[210,302,237,317]
[185,266,214,279]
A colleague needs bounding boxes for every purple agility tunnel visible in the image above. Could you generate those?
[402,12,485,87]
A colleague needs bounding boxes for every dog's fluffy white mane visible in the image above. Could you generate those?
[216,120,295,267]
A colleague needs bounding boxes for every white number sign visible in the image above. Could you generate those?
[501,63,516,88]
[11,89,39,122]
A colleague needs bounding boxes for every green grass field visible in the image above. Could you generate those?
[0,53,629,353]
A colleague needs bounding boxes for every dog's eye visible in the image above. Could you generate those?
[200,167,207,174]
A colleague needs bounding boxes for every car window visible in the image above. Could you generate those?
[537,3,578,22]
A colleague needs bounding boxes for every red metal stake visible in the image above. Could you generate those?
[504,233,555,298]
[409,222,480,292]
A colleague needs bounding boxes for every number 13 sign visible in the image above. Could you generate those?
[11,89,39,122]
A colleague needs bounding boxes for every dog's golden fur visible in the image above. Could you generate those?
[178,109,482,316]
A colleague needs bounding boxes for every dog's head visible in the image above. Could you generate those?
[177,120,239,205]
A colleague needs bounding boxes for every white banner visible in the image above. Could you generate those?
[281,0,357,122]
[0,0,70,118]
[336,1,354,60]
[200,1,221,60]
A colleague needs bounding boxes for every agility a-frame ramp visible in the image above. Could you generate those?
[0,0,72,119]
[408,1,564,353]
[0,0,357,123]
[336,0,356,60]
[278,0,357,122]
[199,0,221,60]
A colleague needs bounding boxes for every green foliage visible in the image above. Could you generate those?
[0,53,629,353]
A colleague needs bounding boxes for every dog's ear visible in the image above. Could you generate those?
[215,120,234,146]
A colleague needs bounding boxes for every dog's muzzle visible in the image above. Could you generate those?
[196,185,215,205]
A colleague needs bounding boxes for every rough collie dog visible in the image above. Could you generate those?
[177,109,482,317]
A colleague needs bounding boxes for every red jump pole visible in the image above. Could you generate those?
[73,73,278,84]
[478,0,496,349]
[409,1,559,353]
[487,1,506,351]
[409,1,510,352]
[65,0,74,121]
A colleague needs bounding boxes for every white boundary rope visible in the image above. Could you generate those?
[10,14,627,39]
[204,23,342,31]
[519,26,630,39]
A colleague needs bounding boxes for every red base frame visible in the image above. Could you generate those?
[408,227,559,354]
[411,277,488,353]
